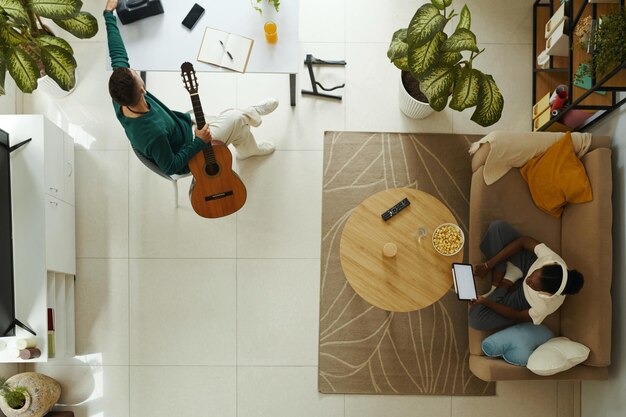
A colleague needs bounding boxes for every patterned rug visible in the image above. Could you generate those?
[319,131,495,395]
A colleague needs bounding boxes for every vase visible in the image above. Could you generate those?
[0,373,61,417]
[398,73,434,119]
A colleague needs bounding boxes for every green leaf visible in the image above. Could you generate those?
[429,94,449,112]
[40,44,76,90]
[456,5,471,31]
[407,31,446,79]
[407,4,446,48]
[450,66,480,111]
[439,51,462,66]
[387,28,409,71]
[30,0,81,20]
[53,11,98,39]
[471,73,504,127]
[0,0,30,25]
[5,47,39,93]
[431,0,446,10]
[419,65,455,106]
[0,58,6,95]
[36,34,73,55]
[442,28,479,53]
[0,25,29,45]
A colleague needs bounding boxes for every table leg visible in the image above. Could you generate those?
[290,73,296,106]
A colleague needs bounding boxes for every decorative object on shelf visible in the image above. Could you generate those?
[550,84,568,111]
[0,0,99,95]
[574,63,607,94]
[574,15,594,51]
[580,8,626,80]
[250,0,280,15]
[0,377,29,413]
[0,373,61,417]
[387,0,504,126]
[537,49,550,69]
[545,20,569,56]
[545,3,567,39]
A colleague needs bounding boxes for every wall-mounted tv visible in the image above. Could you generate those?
[0,128,16,336]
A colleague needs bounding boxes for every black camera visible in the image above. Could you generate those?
[116,0,164,25]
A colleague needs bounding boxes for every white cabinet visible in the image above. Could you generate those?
[0,115,76,363]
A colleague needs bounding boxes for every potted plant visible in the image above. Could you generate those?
[0,377,30,415]
[0,0,99,96]
[250,0,279,14]
[387,0,504,126]
[579,7,626,80]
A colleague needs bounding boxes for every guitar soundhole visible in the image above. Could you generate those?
[205,162,220,176]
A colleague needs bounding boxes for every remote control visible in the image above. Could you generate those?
[381,198,410,221]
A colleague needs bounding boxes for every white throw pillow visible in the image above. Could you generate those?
[527,337,590,376]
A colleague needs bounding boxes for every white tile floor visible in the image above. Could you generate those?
[19,1,580,416]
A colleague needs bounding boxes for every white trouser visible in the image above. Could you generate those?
[205,107,263,157]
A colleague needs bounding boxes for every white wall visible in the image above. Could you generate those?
[0,78,19,115]
[582,100,626,417]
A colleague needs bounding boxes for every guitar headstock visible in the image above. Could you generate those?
[181,62,198,94]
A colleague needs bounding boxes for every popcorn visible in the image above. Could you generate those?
[432,223,464,256]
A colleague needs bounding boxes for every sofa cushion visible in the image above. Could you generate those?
[527,337,590,376]
[560,148,612,367]
[481,323,554,366]
[520,132,593,217]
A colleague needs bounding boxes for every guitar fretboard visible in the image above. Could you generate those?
[189,93,216,165]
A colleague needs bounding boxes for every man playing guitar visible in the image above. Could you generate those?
[104,0,277,177]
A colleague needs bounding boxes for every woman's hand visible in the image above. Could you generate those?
[474,261,491,278]
[105,0,118,12]
[469,296,488,306]
[195,124,213,143]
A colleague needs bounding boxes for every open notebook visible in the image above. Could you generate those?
[197,27,254,73]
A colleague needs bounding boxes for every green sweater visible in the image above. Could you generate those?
[104,11,205,176]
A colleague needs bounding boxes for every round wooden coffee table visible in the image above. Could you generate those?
[340,188,463,312]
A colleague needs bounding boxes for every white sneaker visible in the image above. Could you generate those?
[236,141,275,160]
[252,98,279,116]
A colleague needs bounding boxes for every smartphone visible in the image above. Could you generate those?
[182,3,205,30]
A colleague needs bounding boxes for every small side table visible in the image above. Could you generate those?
[340,188,463,312]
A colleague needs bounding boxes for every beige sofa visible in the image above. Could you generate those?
[468,131,612,381]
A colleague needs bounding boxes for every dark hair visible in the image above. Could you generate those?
[540,265,585,295]
[108,68,141,106]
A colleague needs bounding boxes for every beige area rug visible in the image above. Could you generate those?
[319,131,495,396]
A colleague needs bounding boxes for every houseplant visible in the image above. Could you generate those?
[250,0,279,14]
[387,0,504,126]
[0,0,99,95]
[580,7,626,80]
[0,377,29,412]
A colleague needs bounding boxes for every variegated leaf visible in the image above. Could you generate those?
[0,25,29,45]
[387,28,409,71]
[40,44,76,90]
[419,65,455,104]
[450,66,480,111]
[30,0,81,20]
[456,5,471,31]
[5,47,39,93]
[53,11,98,39]
[439,51,462,67]
[442,28,479,53]
[36,34,74,55]
[431,0,446,10]
[429,94,449,112]
[0,58,6,95]
[407,4,446,48]
[0,0,30,25]
[471,73,504,127]
[408,32,446,79]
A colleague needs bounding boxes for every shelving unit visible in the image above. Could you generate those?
[0,115,76,363]
[532,0,626,131]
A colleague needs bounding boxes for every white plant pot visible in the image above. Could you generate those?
[36,74,76,98]
[398,75,434,119]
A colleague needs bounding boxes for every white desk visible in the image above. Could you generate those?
[117,0,300,104]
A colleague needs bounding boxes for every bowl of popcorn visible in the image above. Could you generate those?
[432,223,464,256]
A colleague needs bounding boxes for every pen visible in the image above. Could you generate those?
[219,40,234,61]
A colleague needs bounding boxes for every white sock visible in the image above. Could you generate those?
[482,285,497,297]
[503,262,523,284]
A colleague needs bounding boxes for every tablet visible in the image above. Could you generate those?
[452,263,477,300]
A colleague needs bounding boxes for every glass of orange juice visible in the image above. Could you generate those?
[264,21,278,43]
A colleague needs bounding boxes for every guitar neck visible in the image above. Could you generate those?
[189,93,207,129]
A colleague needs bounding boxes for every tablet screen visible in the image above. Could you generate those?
[452,263,477,300]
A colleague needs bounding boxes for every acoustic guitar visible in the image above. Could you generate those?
[181,62,247,218]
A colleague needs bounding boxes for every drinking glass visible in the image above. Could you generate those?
[416,226,428,243]
[264,21,278,43]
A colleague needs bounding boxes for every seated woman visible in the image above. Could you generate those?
[469,220,584,330]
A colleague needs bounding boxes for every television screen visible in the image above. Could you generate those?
[0,128,15,336]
